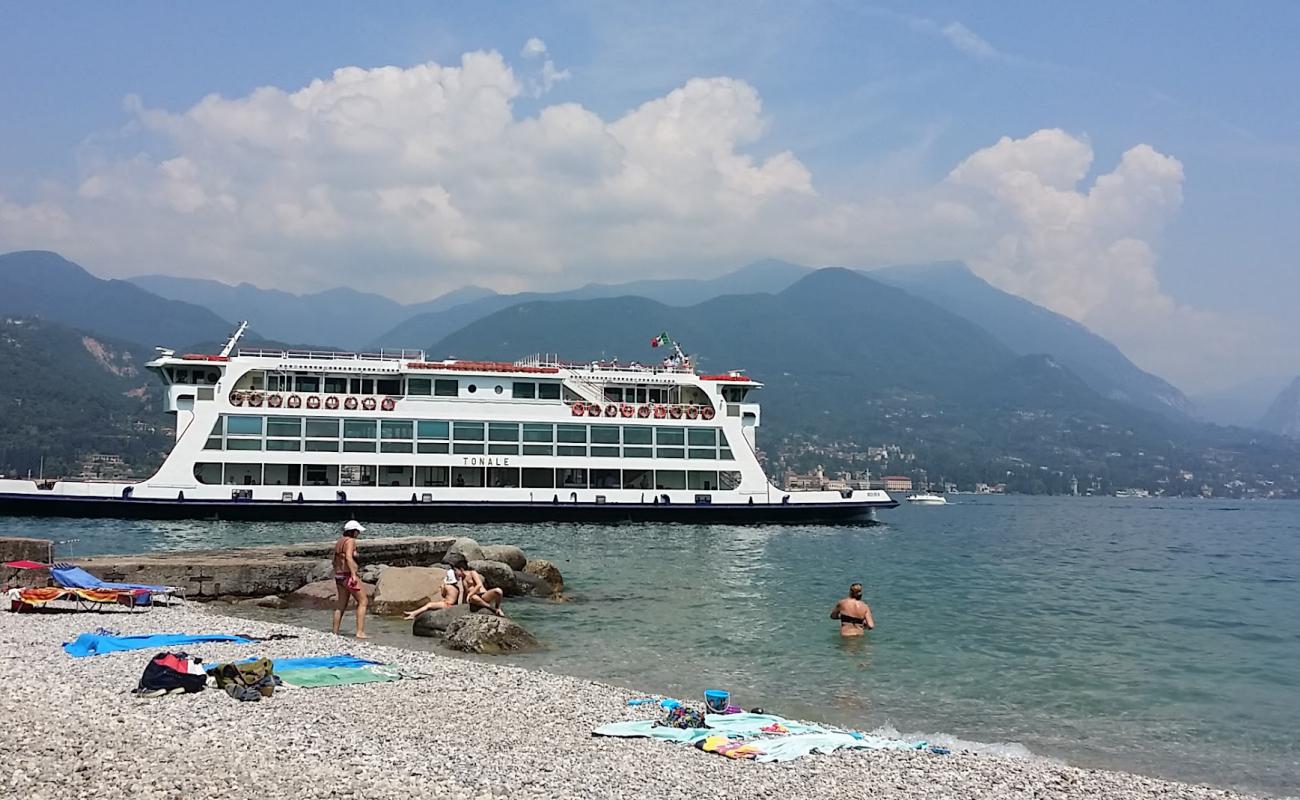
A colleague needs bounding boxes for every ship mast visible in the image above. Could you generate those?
[219,321,249,357]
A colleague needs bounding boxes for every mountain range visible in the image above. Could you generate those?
[1258,377,1300,439]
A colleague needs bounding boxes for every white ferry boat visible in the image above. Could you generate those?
[905,492,947,505]
[0,325,896,523]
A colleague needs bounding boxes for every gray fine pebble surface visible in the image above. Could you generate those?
[0,604,1263,800]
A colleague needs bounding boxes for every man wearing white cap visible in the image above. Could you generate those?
[331,519,369,638]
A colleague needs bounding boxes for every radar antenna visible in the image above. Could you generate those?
[219,321,249,357]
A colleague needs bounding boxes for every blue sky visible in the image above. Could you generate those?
[1,2,1297,391]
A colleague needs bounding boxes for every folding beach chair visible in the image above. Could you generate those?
[51,564,185,604]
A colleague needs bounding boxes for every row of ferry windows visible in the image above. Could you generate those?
[193,463,740,491]
[256,374,562,400]
[205,416,734,459]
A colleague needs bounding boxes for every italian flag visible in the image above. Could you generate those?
[650,332,671,348]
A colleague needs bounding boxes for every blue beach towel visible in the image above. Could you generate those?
[64,633,254,658]
[204,654,381,673]
[51,564,172,594]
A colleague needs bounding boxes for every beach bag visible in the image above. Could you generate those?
[134,652,207,695]
[214,658,277,698]
[656,705,707,729]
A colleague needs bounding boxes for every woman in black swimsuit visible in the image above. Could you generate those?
[830,582,875,637]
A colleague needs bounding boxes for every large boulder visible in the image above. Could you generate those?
[238,594,288,609]
[412,604,492,637]
[371,566,445,616]
[523,559,564,593]
[305,559,335,584]
[288,579,375,609]
[443,613,542,654]
[468,560,516,595]
[512,570,555,598]
[359,563,390,584]
[445,537,484,564]
[479,544,526,571]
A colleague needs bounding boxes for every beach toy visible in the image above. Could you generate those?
[703,689,730,714]
[723,704,743,714]
[626,698,654,706]
[929,746,951,755]
[659,698,682,710]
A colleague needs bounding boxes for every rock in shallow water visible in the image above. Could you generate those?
[412,605,502,637]
[468,560,517,595]
[372,566,445,616]
[523,559,564,593]
[480,544,527,571]
[511,571,554,598]
[287,578,376,608]
[443,613,542,654]
[445,537,484,564]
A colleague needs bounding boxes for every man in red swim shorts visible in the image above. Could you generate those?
[331,519,369,639]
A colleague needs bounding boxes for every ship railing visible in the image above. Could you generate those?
[237,348,426,362]
[516,353,695,375]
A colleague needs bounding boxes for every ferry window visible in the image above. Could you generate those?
[343,440,377,453]
[224,463,262,485]
[264,464,301,486]
[556,444,586,457]
[590,469,620,488]
[348,378,375,394]
[488,443,519,455]
[635,387,648,403]
[211,418,224,436]
[522,423,553,442]
[557,468,587,488]
[381,442,414,454]
[537,383,561,400]
[305,465,338,486]
[417,442,450,454]
[380,420,413,440]
[720,448,734,460]
[657,447,685,459]
[377,378,402,395]
[655,427,684,446]
[622,426,652,445]
[655,470,686,490]
[343,420,376,439]
[227,415,263,436]
[176,369,191,384]
[380,465,413,487]
[522,444,553,456]
[453,442,485,455]
[306,418,340,438]
[488,467,520,488]
[688,429,717,446]
[453,421,484,441]
[623,446,652,458]
[590,426,619,444]
[603,387,623,402]
[324,376,348,394]
[513,382,536,399]
[720,471,742,489]
[340,465,377,487]
[591,446,619,458]
[267,440,301,451]
[623,470,652,490]
[407,378,432,396]
[204,437,223,451]
[521,468,553,488]
[306,440,340,452]
[417,420,449,440]
[489,422,520,442]
[467,384,477,394]
[494,385,504,395]
[434,379,458,397]
[198,387,215,401]
[557,424,587,443]
[451,467,484,487]
[688,448,715,460]
[194,463,222,484]
[416,466,449,487]
[267,417,302,438]
[228,439,263,451]
[688,471,719,490]
[648,388,666,404]
[295,376,320,393]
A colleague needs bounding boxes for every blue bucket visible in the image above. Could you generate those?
[703,689,730,713]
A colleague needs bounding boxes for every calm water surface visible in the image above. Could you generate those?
[4,496,1298,795]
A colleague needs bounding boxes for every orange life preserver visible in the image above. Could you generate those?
[669,405,683,419]
[344,397,359,410]
[653,405,668,419]
[229,391,244,407]
[362,397,377,411]
[701,405,716,420]
[685,405,699,420]
[604,404,618,418]
[268,394,283,408]
[381,397,396,412]
[287,394,302,409]
[323,396,337,410]
[248,393,264,407]
[620,404,634,418]
[571,402,586,416]
[586,404,601,417]
[307,396,322,409]
[637,405,651,418]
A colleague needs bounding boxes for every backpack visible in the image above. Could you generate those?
[134,652,208,695]
[213,658,277,699]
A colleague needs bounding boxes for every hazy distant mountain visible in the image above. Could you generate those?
[872,263,1194,419]
[129,274,495,349]
[0,251,235,349]
[1258,377,1300,438]
[1190,374,1293,429]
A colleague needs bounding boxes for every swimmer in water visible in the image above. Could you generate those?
[830,582,874,637]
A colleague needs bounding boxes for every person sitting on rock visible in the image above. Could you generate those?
[402,567,463,620]
[452,554,506,617]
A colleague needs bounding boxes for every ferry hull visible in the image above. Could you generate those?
[0,493,895,524]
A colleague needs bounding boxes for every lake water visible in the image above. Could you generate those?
[4,496,1297,796]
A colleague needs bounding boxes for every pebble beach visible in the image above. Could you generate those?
[0,603,1268,800]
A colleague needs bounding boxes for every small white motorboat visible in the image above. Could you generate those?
[906,492,948,505]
